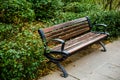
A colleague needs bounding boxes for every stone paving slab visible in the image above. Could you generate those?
[65,51,107,79]
[39,39,120,80]
[82,72,114,80]
[82,63,120,80]
[95,63,120,80]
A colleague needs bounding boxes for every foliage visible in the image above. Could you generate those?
[64,2,101,13]
[90,10,120,37]
[0,23,21,41]
[93,0,120,10]
[62,0,80,2]
[27,0,63,20]
[0,0,35,24]
[0,26,45,80]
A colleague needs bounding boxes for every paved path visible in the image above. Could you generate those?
[39,39,120,80]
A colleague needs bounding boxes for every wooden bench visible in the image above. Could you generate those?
[38,16,109,78]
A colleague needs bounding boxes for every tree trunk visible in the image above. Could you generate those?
[109,0,113,10]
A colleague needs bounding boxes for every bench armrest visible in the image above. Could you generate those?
[92,23,108,34]
[52,38,65,51]
[94,24,107,27]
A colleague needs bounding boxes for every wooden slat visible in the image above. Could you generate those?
[52,32,96,50]
[46,24,89,40]
[67,34,107,53]
[47,27,90,41]
[64,33,98,48]
[45,21,89,37]
[65,34,101,50]
[60,27,90,40]
[52,32,107,54]
[43,17,88,33]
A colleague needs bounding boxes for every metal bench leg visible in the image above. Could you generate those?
[56,62,68,78]
[99,41,107,52]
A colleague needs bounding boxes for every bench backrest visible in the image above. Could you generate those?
[38,17,91,46]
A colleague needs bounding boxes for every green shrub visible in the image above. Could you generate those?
[0,22,45,80]
[64,2,101,13]
[0,23,21,41]
[27,0,63,20]
[0,29,45,80]
[90,10,120,38]
[0,0,35,24]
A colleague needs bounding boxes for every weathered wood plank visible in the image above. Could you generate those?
[46,24,89,40]
[52,32,95,50]
[67,34,107,53]
[60,27,90,40]
[52,32,107,54]
[43,17,88,33]
[45,21,89,37]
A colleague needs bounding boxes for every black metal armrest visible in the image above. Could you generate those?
[92,24,108,33]
[52,38,65,51]
[94,24,107,27]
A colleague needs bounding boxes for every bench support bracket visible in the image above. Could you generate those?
[99,41,106,52]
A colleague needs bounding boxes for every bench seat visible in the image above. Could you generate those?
[52,32,107,54]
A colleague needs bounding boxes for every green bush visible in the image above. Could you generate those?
[0,22,45,80]
[64,2,101,13]
[0,0,35,24]
[47,12,82,25]
[27,0,63,20]
[0,29,45,80]
[90,10,120,38]
[0,23,22,41]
